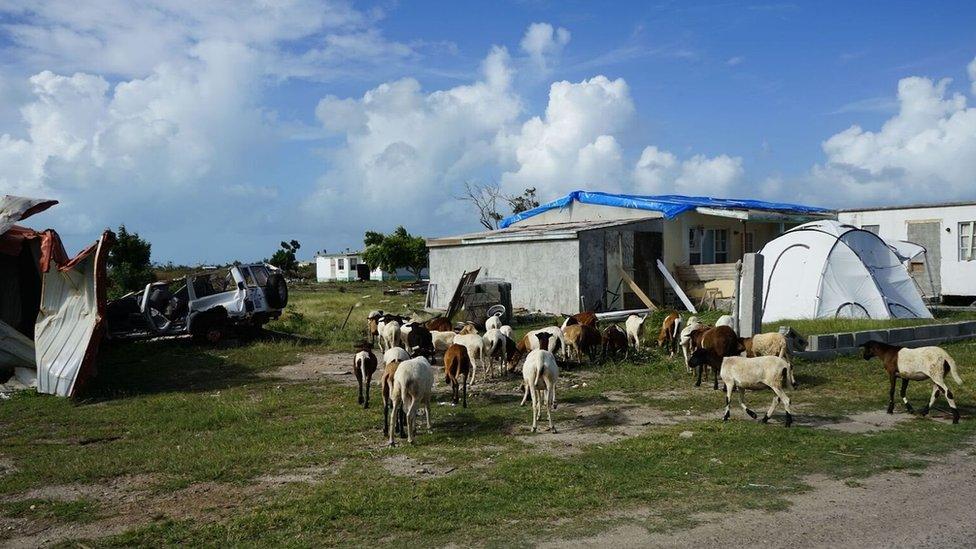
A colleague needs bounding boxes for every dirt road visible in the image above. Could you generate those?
[546,440,976,548]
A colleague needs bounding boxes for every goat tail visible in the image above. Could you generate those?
[672,317,682,341]
[360,361,368,386]
[781,365,791,388]
[945,355,963,385]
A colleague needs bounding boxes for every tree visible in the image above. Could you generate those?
[269,240,301,274]
[361,227,428,280]
[108,225,155,297]
[457,182,541,230]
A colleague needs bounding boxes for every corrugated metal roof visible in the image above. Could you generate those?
[1,195,58,235]
[427,218,656,247]
[499,190,833,228]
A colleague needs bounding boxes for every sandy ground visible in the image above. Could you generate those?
[544,440,976,548]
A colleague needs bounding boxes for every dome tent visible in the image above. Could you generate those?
[758,220,932,322]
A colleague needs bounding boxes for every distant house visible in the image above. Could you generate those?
[426,191,833,314]
[838,201,976,301]
[314,251,427,282]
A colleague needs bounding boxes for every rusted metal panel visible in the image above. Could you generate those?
[0,195,58,235]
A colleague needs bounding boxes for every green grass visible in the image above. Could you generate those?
[1,287,975,547]
[762,308,976,335]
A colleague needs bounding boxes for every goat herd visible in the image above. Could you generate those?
[353,310,965,446]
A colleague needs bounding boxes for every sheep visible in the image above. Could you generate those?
[742,332,798,388]
[443,343,471,407]
[457,323,479,336]
[399,322,414,348]
[861,341,964,424]
[719,355,795,427]
[383,346,410,365]
[485,313,503,331]
[380,320,401,353]
[388,356,435,445]
[715,315,735,329]
[562,323,601,362]
[686,326,746,390]
[453,333,485,384]
[624,314,647,350]
[601,324,628,358]
[499,325,514,340]
[657,311,683,359]
[482,328,507,380]
[353,344,378,409]
[381,359,406,438]
[431,330,457,353]
[519,332,559,433]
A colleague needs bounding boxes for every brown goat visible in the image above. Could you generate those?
[563,311,598,328]
[353,343,378,409]
[657,311,682,358]
[563,324,601,362]
[687,325,745,390]
[425,317,453,332]
[601,324,628,358]
[443,344,471,408]
[381,360,406,437]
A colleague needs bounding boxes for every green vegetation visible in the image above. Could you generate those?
[1,284,974,547]
[361,227,429,280]
[107,225,155,299]
[763,308,976,335]
[269,239,302,274]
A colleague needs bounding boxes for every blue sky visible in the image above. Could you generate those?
[2,1,976,264]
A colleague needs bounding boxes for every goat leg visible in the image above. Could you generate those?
[886,374,897,414]
[900,378,914,413]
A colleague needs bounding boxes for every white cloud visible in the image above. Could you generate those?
[813,66,976,204]
[634,146,743,196]
[968,56,976,95]
[520,22,571,73]
[726,56,744,66]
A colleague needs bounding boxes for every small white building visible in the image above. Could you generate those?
[315,252,427,282]
[838,201,976,300]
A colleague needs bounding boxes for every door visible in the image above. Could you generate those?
[632,231,663,307]
[906,221,941,298]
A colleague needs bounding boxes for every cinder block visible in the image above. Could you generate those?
[959,321,976,336]
[941,323,962,337]
[914,325,937,339]
[853,330,887,346]
[810,334,836,351]
[835,333,855,349]
[887,327,916,343]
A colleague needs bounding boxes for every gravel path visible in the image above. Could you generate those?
[546,440,976,548]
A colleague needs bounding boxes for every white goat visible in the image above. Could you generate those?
[528,327,565,356]
[720,355,794,427]
[679,316,703,369]
[862,341,964,423]
[482,328,507,380]
[485,313,502,331]
[624,314,647,350]
[499,325,514,340]
[453,333,485,384]
[388,356,434,445]
[715,315,735,329]
[380,320,401,353]
[399,322,415,348]
[431,330,457,353]
[520,348,559,433]
[383,346,410,366]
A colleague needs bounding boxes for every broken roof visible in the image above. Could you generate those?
[427,218,654,247]
[499,190,833,228]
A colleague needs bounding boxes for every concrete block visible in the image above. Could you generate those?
[913,325,938,339]
[887,327,916,343]
[959,321,976,336]
[809,334,836,351]
[940,323,961,337]
[853,330,887,346]
[835,333,855,349]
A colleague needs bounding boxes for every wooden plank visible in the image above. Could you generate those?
[616,265,658,311]
[657,259,697,313]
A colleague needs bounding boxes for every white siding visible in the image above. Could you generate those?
[839,205,976,296]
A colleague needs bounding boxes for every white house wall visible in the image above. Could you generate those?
[839,205,976,296]
[428,239,580,314]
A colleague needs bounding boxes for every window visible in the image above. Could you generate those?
[688,228,729,265]
[744,232,756,254]
[961,221,975,261]
[862,224,880,235]
[338,258,345,270]
[241,267,256,287]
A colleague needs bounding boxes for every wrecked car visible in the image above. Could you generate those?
[106,263,288,342]
[1,195,114,398]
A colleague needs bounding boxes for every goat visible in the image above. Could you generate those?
[367,310,383,344]
[861,341,963,424]
[561,311,598,329]
[720,356,795,427]
[383,346,410,365]
[742,332,798,388]
[716,315,735,329]
[406,324,436,363]
[379,320,401,352]
[353,344,378,409]
[499,325,514,340]
[453,333,485,384]
[431,330,457,353]
[485,313,503,331]
[563,323,601,362]
[657,311,683,358]
[457,323,479,336]
[624,314,647,350]
[388,356,434,445]
[381,359,406,438]
[425,317,453,332]
[509,328,563,370]
[602,324,628,358]
[519,332,559,433]
[679,316,707,369]
[482,328,507,380]
[443,343,471,408]
[686,326,746,390]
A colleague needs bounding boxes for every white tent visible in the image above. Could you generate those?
[759,220,932,322]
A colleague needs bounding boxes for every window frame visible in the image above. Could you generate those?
[960,221,975,261]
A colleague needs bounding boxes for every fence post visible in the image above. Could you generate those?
[738,253,764,338]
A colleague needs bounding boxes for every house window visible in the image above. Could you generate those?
[744,232,756,254]
[862,224,880,235]
[960,222,975,261]
[337,258,345,270]
[689,228,729,265]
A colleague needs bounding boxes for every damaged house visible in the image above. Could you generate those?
[426,191,833,315]
[1,195,114,397]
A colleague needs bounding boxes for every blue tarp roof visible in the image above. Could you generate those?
[498,190,832,228]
